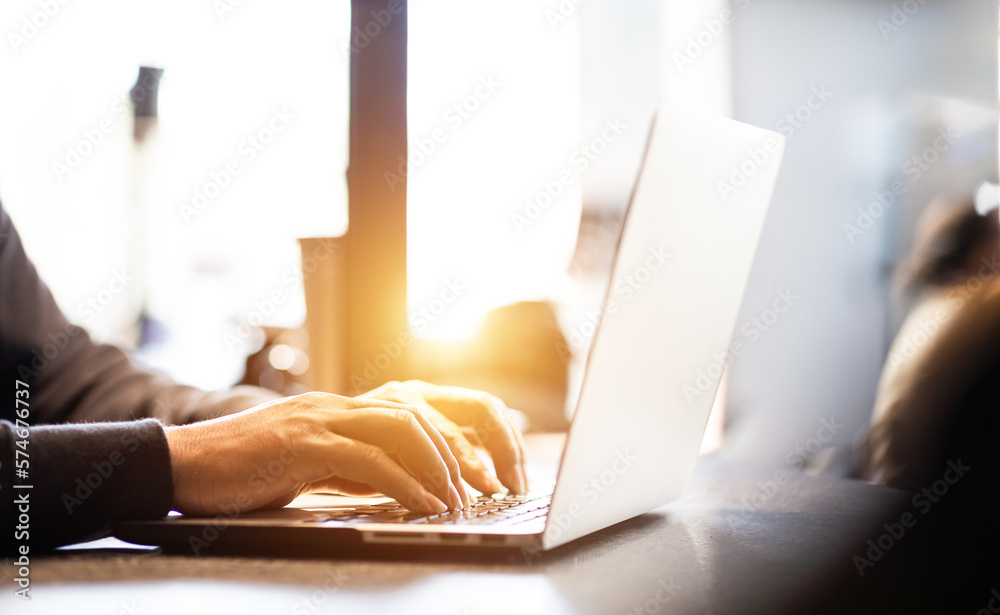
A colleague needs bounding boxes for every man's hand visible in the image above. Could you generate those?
[359,380,528,498]
[165,384,526,517]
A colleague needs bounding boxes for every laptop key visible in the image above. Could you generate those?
[320,493,553,525]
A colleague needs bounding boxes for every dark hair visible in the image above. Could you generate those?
[902,198,1000,293]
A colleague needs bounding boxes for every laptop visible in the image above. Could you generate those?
[115,103,785,555]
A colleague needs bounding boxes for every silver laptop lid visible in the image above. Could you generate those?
[543,103,785,550]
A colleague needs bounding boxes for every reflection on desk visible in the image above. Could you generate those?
[0,433,900,615]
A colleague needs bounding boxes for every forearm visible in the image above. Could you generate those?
[37,337,280,425]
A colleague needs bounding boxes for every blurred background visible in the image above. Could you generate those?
[0,0,996,470]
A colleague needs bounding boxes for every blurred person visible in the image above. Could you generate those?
[860,195,1000,604]
[780,196,1000,613]
[0,202,527,554]
[864,196,1000,489]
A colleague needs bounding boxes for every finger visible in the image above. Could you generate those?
[503,404,530,492]
[404,400,475,507]
[261,491,300,510]
[353,385,470,506]
[422,411,506,496]
[306,476,384,497]
[310,433,448,513]
[345,396,429,412]
[328,408,462,509]
[484,398,528,494]
[418,386,527,494]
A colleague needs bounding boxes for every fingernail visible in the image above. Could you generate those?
[460,482,474,508]
[487,475,506,495]
[425,492,448,514]
[509,468,526,495]
[448,484,463,510]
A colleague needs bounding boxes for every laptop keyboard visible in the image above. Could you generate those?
[312,492,552,526]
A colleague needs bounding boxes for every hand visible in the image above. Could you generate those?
[358,380,528,498]
[165,391,471,516]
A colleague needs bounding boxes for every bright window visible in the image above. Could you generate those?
[0,0,349,389]
[407,1,581,339]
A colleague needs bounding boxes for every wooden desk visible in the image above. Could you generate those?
[0,437,899,614]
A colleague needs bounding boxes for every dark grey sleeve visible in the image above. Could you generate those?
[0,202,279,551]
[1,419,173,554]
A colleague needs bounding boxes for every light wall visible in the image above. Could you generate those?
[726,0,999,465]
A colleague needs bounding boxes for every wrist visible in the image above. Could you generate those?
[165,424,197,512]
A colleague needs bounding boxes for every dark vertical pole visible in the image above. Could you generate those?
[346,0,409,391]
